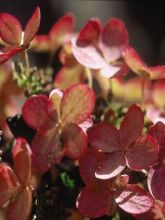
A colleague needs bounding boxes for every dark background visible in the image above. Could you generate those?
[0,0,165,66]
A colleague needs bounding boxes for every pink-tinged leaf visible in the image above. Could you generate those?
[79,116,93,133]
[100,62,120,78]
[24,7,41,46]
[0,163,18,206]
[7,188,32,220]
[61,84,95,125]
[62,123,87,159]
[22,95,51,130]
[126,135,159,170]
[115,184,153,214]
[79,148,101,185]
[31,35,49,52]
[148,164,165,201]
[78,18,101,43]
[95,151,126,179]
[0,13,22,46]
[49,13,75,50]
[122,47,150,77]
[77,185,114,218]
[32,128,65,173]
[55,65,84,90]
[120,104,144,147]
[72,36,107,69]
[13,138,31,187]
[87,122,121,153]
[149,66,165,80]
[134,200,165,220]
[100,18,129,62]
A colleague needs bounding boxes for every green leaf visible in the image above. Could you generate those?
[112,212,120,220]
[60,172,75,188]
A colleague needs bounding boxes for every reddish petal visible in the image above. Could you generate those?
[0,13,22,45]
[122,46,150,77]
[87,122,121,153]
[24,7,41,45]
[100,18,129,62]
[78,18,101,43]
[149,121,165,162]
[49,13,75,51]
[148,164,165,201]
[13,138,32,187]
[22,95,51,130]
[120,104,144,147]
[72,36,107,69]
[62,123,87,159]
[95,151,126,179]
[115,184,153,214]
[126,135,159,170]
[77,185,114,218]
[7,188,32,220]
[61,84,95,125]
[79,148,101,185]
[32,128,65,173]
[0,163,18,206]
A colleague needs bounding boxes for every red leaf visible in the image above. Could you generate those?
[148,164,165,201]
[77,185,113,218]
[120,104,144,147]
[49,13,75,50]
[87,122,121,153]
[62,123,87,159]
[0,13,22,46]
[24,7,41,46]
[149,121,165,162]
[22,95,51,130]
[61,84,95,125]
[100,18,129,61]
[0,47,24,64]
[115,184,153,214]
[95,151,126,179]
[32,128,65,173]
[13,138,31,187]
[0,163,18,206]
[7,188,32,220]
[79,148,101,185]
[126,135,159,170]
[78,18,101,43]
[122,46,149,77]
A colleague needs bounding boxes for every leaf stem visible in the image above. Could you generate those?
[85,67,93,88]
[24,49,30,76]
